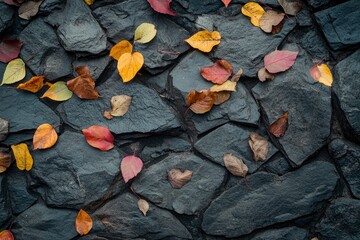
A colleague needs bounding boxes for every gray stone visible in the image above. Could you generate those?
[73,55,111,81]
[30,131,124,208]
[315,0,360,50]
[306,0,331,8]
[0,117,8,142]
[39,0,64,15]
[251,227,308,240]
[317,198,360,240]
[202,161,339,237]
[91,193,192,239]
[264,156,292,175]
[143,69,169,94]
[0,2,14,33]
[132,153,226,215]
[252,45,332,166]
[12,203,78,240]
[194,123,278,173]
[0,175,10,227]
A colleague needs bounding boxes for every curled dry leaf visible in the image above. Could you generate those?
[134,23,157,44]
[0,39,23,63]
[230,68,243,82]
[41,81,73,101]
[257,67,275,81]
[110,95,132,117]
[103,110,113,120]
[75,209,93,236]
[269,112,289,138]
[33,123,58,150]
[0,118,9,142]
[168,168,193,189]
[186,90,218,114]
[1,58,26,85]
[18,0,43,20]
[0,230,14,240]
[271,18,285,35]
[121,155,143,183]
[11,143,33,171]
[214,92,231,105]
[67,66,99,100]
[264,50,298,73]
[248,132,269,161]
[310,63,333,87]
[0,150,11,173]
[185,30,221,53]
[223,153,248,177]
[110,40,133,60]
[278,0,303,15]
[118,52,144,82]
[201,59,233,84]
[138,199,150,216]
[82,126,114,151]
[241,2,265,27]
[210,80,237,92]
[17,76,45,93]
[259,10,285,33]
[221,0,231,7]
[147,0,176,16]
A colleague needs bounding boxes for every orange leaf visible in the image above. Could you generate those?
[117,52,144,82]
[310,63,333,87]
[17,76,45,93]
[259,10,285,33]
[241,2,265,27]
[82,126,114,151]
[221,0,231,7]
[201,59,233,84]
[33,123,58,150]
[186,90,218,114]
[75,209,93,236]
[110,40,133,60]
[67,66,99,100]
[0,230,14,240]
[269,112,289,138]
[185,30,221,53]
[0,150,11,173]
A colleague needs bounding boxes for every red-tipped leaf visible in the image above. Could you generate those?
[147,0,176,16]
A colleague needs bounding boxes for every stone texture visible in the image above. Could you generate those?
[306,0,331,8]
[73,55,111,81]
[132,153,226,215]
[264,156,292,175]
[0,175,10,227]
[39,0,65,15]
[251,227,308,240]
[0,2,14,33]
[202,161,339,237]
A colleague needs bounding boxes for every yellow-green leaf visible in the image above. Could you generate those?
[41,81,73,101]
[11,143,33,171]
[185,30,221,53]
[1,58,26,85]
[117,52,144,82]
[134,23,157,44]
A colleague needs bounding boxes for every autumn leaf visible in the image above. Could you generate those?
[186,90,218,114]
[0,150,11,173]
[1,58,26,85]
[138,199,150,216]
[278,0,303,15]
[109,95,132,117]
[271,19,285,35]
[230,68,243,82]
[210,81,236,92]
[67,66,99,99]
[2,0,23,7]
[310,63,333,87]
[0,39,23,63]
[201,59,233,84]
[257,67,275,81]
[84,0,94,5]
[147,0,176,16]
[248,132,269,161]
[264,50,298,73]
[41,81,73,101]
[11,143,33,171]
[0,230,14,240]
[17,76,45,93]
[259,10,285,33]
[223,153,248,177]
[168,168,192,189]
[221,0,231,7]
[121,154,143,183]
[269,112,289,138]
[185,30,221,53]
[110,40,133,60]
[134,23,157,44]
[0,118,9,142]
[75,209,93,236]
[18,0,43,20]
[33,123,58,150]
[214,92,231,105]
[118,52,144,82]
[241,2,265,27]
[82,126,114,151]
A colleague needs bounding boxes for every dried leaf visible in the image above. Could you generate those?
[41,81,73,101]
[134,23,157,44]
[17,76,45,93]
[11,143,33,171]
[84,0,94,5]
[221,0,231,7]
[0,118,9,142]
[103,110,113,120]
[241,2,265,27]
[230,68,243,82]
[264,50,298,73]
[147,0,176,16]
[201,59,233,84]
[310,63,333,87]
[18,0,43,20]
[210,81,236,92]
[33,123,58,150]
[121,155,143,183]
[214,92,231,105]
[257,67,275,81]
[82,126,114,151]
[185,30,221,53]
[3,0,24,6]
[0,39,23,63]
[168,168,192,189]
[138,199,150,216]
[223,153,248,177]
[271,18,285,34]
[0,150,11,173]
[110,40,133,60]
[118,52,144,82]
[75,209,93,236]
[1,58,26,85]
[259,10,285,33]
[67,66,99,99]
[186,90,218,114]
[110,95,132,117]
[0,230,14,240]
[248,132,269,161]
[269,112,289,138]
[278,0,303,15]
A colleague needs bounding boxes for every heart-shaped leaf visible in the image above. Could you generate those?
[11,143,33,171]
[121,155,143,183]
[67,66,99,99]
[17,76,45,93]
[201,59,233,84]
[75,209,93,236]
[33,123,58,150]
[269,112,289,138]
[248,132,269,161]
[0,39,23,63]
[310,63,333,87]
[221,0,231,7]
[82,126,114,151]
[186,90,218,114]
[167,168,193,189]
[223,153,248,177]
[147,0,176,16]
[110,40,133,60]
[41,81,73,101]
[1,58,26,85]
[138,199,150,216]
[185,30,221,53]
[241,2,265,27]
[264,50,298,73]
[134,23,157,44]
[118,52,144,82]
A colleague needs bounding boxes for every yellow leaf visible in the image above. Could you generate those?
[210,81,237,92]
[17,76,45,93]
[11,143,33,171]
[117,52,144,82]
[134,23,157,44]
[41,81,73,101]
[110,40,133,60]
[241,2,266,27]
[310,63,333,87]
[84,0,94,5]
[1,58,26,85]
[185,30,221,53]
[33,123,58,150]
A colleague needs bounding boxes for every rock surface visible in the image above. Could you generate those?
[0,2,14,33]
[0,175,10,227]
[251,227,308,240]
[73,55,111,81]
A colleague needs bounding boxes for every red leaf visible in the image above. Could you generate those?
[269,112,289,138]
[221,0,231,7]
[200,59,233,84]
[0,39,23,63]
[2,0,24,6]
[264,50,298,73]
[0,230,14,240]
[147,0,176,16]
[120,155,143,183]
[82,126,114,151]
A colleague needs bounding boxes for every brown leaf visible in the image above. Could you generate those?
[103,110,113,120]
[0,149,11,173]
[67,66,99,100]
[271,18,285,34]
[17,76,45,93]
[230,68,243,82]
[269,112,289,138]
[137,199,150,216]
[278,0,303,15]
[258,67,275,81]
[223,153,248,177]
[168,168,192,189]
[110,95,132,117]
[75,209,93,236]
[259,10,285,33]
[200,59,233,84]
[186,90,218,114]
[0,118,9,142]
[18,0,43,20]
[214,91,231,105]
[248,132,269,161]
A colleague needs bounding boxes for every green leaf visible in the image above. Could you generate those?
[41,81,73,101]
[134,23,157,44]
[1,58,26,85]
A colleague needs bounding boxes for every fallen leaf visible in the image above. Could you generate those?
[67,66,99,99]
[84,0,94,5]
[241,2,266,27]
[75,209,93,236]
[248,132,269,161]
[147,0,176,16]
[200,59,233,84]
[110,95,132,117]
[118,52,144,82]
[278,0,303,15]
[310,63,333,87]
[259,10,285,33]
[168,168,192,189]
[134,23,157,44]
[1,58,26,85]
[0,150,11,173]
[33,123,58,150]
[0,118,9,142]
[230,68,243,82]
[269,112,289,138]
[41,81,73,101]
[221,0,231,7]
[11,143,33,171]
[0,39,23,63]
[186,90,218,114]
[2,0,24,6]
[121,155,143,183]
[214,92,231,105]
[82,126,114,151]
[138,199,150,216]
[18,0,43,20]
[210,81,236,92]
[223,153,248,177]
[17,76,45,93]
[271,18,285,34]
[103,110,113,120]
[110,40,133,60]
[257,67,275,81]
[185,30,221,53]
[264,50,298,73]
[0,230,14,240]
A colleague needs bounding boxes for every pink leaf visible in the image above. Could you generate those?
[121,155,143,183]
[200,59,233,84]
[147,0,176,16]
[82,126,114,151]
[221,0,231,7]
[0,39,23,63]
[264,50,299,73]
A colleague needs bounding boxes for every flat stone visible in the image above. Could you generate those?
[132,153,226,215]
[30,131,124,208]
[91,193,192,239]
[0,2,14,33]
[73,55,111,81]
[57,71,181,135]
[306,0,331,8]
[317,198,360,240]
[251,227,308,240]
[315,0,360,50]
[252,45,332,166]
[264,155,292,175]
[0,175,10,227]
[39,0,65,15]
[143,69,169,94]
[194,123,278,173]
[12,203,78,240]
[202,161,339,237]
